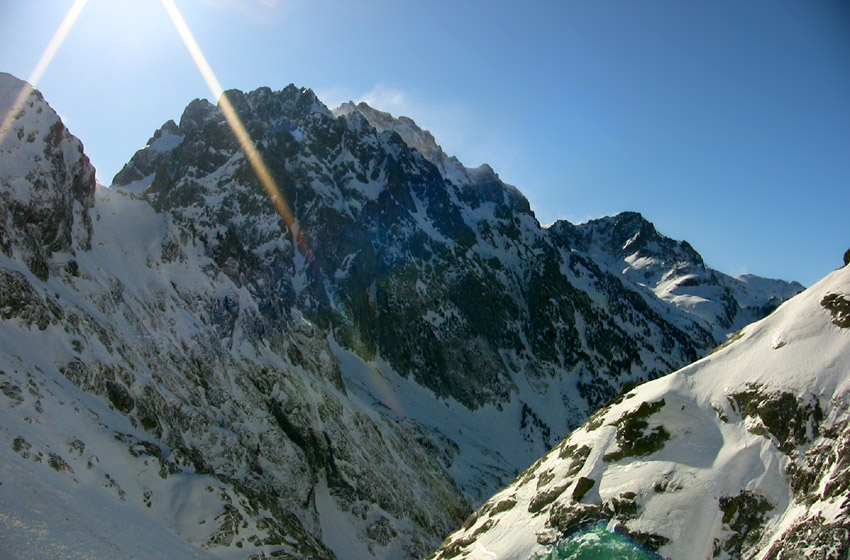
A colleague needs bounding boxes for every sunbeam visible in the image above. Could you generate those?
[159,0,309,256]
[0,0,89,147]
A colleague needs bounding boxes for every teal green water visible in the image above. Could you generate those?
[531,523,662,560]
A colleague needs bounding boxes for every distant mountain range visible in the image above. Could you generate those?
[0,72,807,559]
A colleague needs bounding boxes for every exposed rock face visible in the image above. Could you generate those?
[0,72,96,279]
[429,265,850,560]
[0,75,803,559]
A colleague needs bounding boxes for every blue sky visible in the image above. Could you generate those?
[0,0,847,286]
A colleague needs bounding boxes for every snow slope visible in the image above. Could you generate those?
[429,262,850,559]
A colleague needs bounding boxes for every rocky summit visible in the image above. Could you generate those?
[0,74,802,559]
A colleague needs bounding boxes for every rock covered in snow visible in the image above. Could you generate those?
[0,73,806,559]
[0,72,95,279]
[429,264,850,560]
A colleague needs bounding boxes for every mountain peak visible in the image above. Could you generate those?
[332,100,471,185]
[231,83,332,120]
[0,71,35,110]
[178,97,216,133]
[0,72,96,279]
[548,211,803,339]
[332,100,441,158]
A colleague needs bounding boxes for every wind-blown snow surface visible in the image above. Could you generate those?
[429,264,850,560]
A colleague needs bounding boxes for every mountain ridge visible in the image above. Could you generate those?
[0,74,805,559]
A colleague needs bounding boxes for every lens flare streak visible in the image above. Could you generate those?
[159,0,306,253]
[0,0,89,147]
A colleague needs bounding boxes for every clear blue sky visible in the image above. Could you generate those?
[1,0,848,286]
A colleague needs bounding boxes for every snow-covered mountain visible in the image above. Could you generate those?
[429,260,850,560]
[0,72,803,559]
[550,213,804,342]
[0,74,467,560]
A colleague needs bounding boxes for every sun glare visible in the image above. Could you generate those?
[1,0,305,259]
[0,0,89,147]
